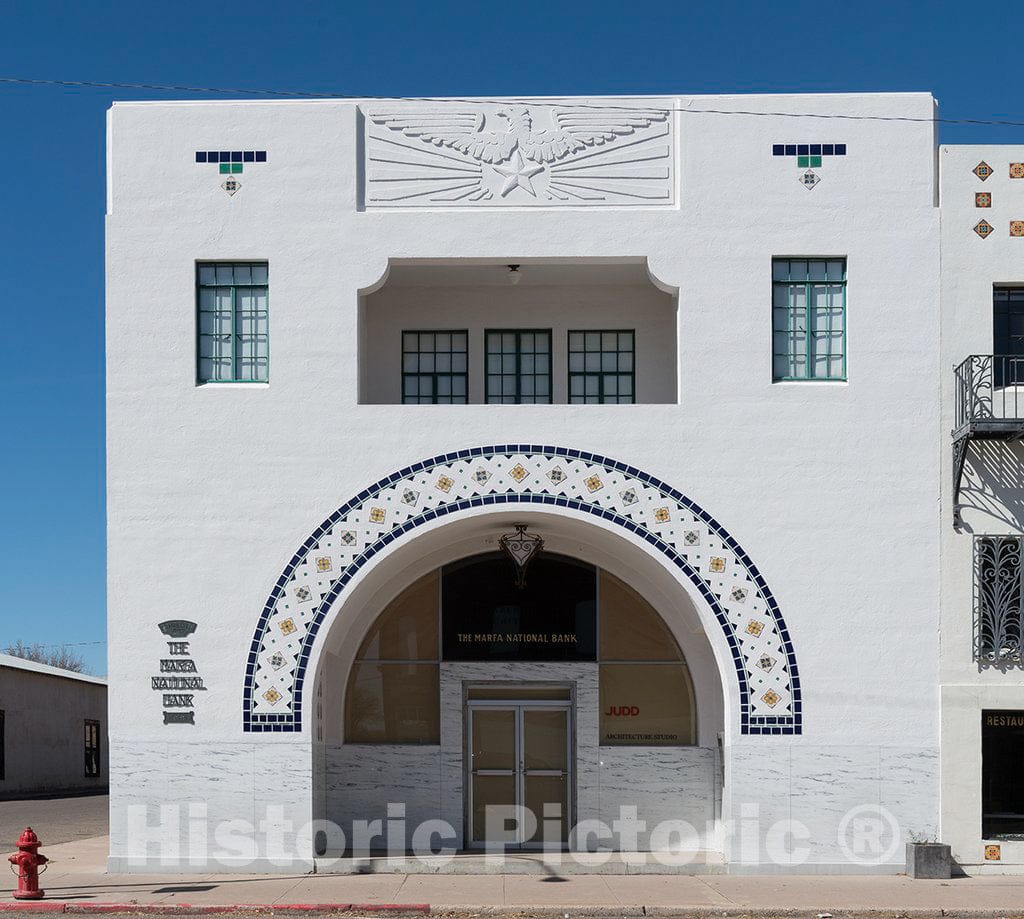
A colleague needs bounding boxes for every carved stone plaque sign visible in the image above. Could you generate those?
[153,620,204,724]
[362,102,675,208]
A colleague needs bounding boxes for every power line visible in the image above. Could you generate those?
[2,75,1024,127]
[5,639,106,649]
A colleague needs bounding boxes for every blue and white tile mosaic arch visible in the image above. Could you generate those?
[243,446,802,735]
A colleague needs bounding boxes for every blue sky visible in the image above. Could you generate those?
[0,0,1020,676]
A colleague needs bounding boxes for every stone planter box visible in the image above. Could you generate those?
[907,842,951,879]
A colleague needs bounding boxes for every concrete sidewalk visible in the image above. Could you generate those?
[9,836,1024,915]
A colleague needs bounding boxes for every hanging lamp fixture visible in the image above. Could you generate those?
[498,523,543,589]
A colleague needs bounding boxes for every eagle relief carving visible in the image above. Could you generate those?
[362,102,674,207]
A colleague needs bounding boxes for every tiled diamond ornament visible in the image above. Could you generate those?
[268,651,286,670]
[799,170,820,190]
[436,475,454,493]
[221,177,241,196]
[975,220,994,239]
[761,689,781,708]
[263,688,282,705]
[974,161,993,181]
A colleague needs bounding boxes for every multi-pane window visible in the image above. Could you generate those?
[197,262,269,383]
[84,719,100,777]
[993,288,1024,387]
[402,331,468,404]
[568,330,635,404]
[485,330,552,404]
[772,258,846,381]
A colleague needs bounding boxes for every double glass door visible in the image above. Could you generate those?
[467,696,572,848]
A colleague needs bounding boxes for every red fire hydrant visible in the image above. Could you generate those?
[8,827,47,900]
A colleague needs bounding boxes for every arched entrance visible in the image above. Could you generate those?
[312,512,726,853]
[242,446,801,739]
[338,550,701,849]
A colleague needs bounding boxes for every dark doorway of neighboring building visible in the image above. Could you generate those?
[982,710,1024,838]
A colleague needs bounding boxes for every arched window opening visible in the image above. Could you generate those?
[344,558,696,746]
[598,571,696,746]
[345,572,440,743]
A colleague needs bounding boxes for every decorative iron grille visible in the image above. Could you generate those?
[975,536,1024,663]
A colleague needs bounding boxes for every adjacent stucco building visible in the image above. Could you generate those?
[107,91,966,874]
[0,653,107,798]
[942,147,1024,871]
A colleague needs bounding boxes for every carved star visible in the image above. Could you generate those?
[493,150,543,197]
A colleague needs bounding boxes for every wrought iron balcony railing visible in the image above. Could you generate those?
[952,355,1024,527]
[955,354,1024,435]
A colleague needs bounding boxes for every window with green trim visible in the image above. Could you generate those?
[772,258,846,381]
[197,262,268,383]
[568,330,635,404]
[402,330,468,404]
[485,329,552,404]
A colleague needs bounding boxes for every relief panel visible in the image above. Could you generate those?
[361,102,675,208]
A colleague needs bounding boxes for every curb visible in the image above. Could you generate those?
[3,907,1024,919]
[0,907,430,915]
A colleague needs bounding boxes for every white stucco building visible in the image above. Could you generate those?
[942,147,1024,871]
[104,91,1020,874]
